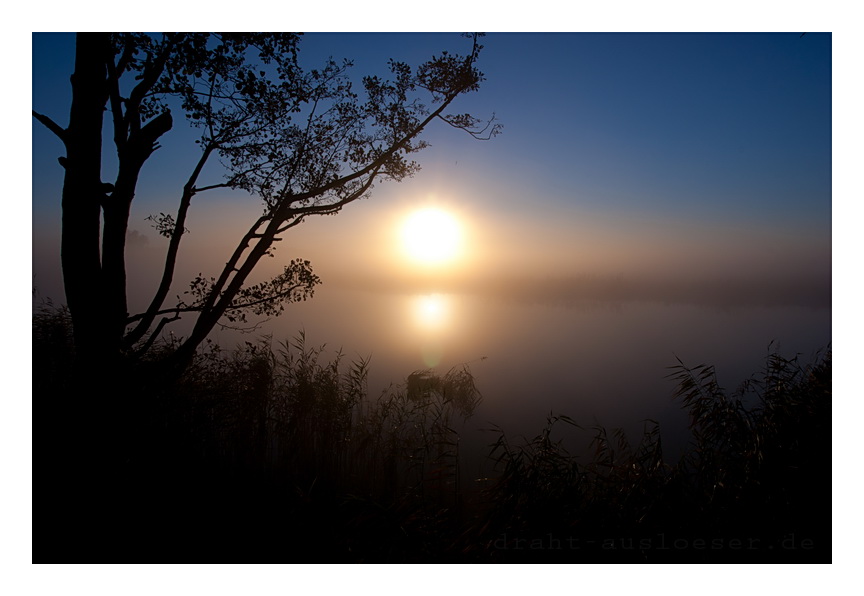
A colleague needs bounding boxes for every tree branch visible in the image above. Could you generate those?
[123,142,215,349]
[133,314,181,357]
[276,163,382,230]
[126,305,200,325]
[124,35,176,135]
[437,111,501,140]
[275,82,470,214]
[229,283,303,311]
[32,110,67,144]
[105,45,128,152]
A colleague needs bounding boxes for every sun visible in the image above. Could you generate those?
[400,208,462,265]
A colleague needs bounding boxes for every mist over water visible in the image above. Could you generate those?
[32,185,830,468]
[231,281,831,469]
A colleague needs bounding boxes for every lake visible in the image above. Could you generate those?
[219,283,831,475]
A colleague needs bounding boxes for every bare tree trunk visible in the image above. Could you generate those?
[60,33,111,367]
[105,111,173,346]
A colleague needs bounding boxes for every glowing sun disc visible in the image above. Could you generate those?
[401,208,461,265]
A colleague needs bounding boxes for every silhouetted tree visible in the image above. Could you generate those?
[33,33,498,373]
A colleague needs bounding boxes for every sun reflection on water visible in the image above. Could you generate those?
[411,294,450,367]
[414,294,448,329]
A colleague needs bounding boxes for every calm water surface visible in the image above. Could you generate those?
[225,286,830,471]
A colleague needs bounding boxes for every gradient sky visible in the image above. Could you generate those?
[32,32,832,311]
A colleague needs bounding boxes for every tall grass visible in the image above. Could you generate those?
[32,303,830,562]
[468,345,831,562]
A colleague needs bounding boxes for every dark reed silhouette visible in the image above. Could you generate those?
[33,302,830,563]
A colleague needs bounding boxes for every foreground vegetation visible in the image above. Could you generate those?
[33,303,831,563]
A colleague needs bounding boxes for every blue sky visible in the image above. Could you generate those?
[33,32,832,226]
[32,31,832,305]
